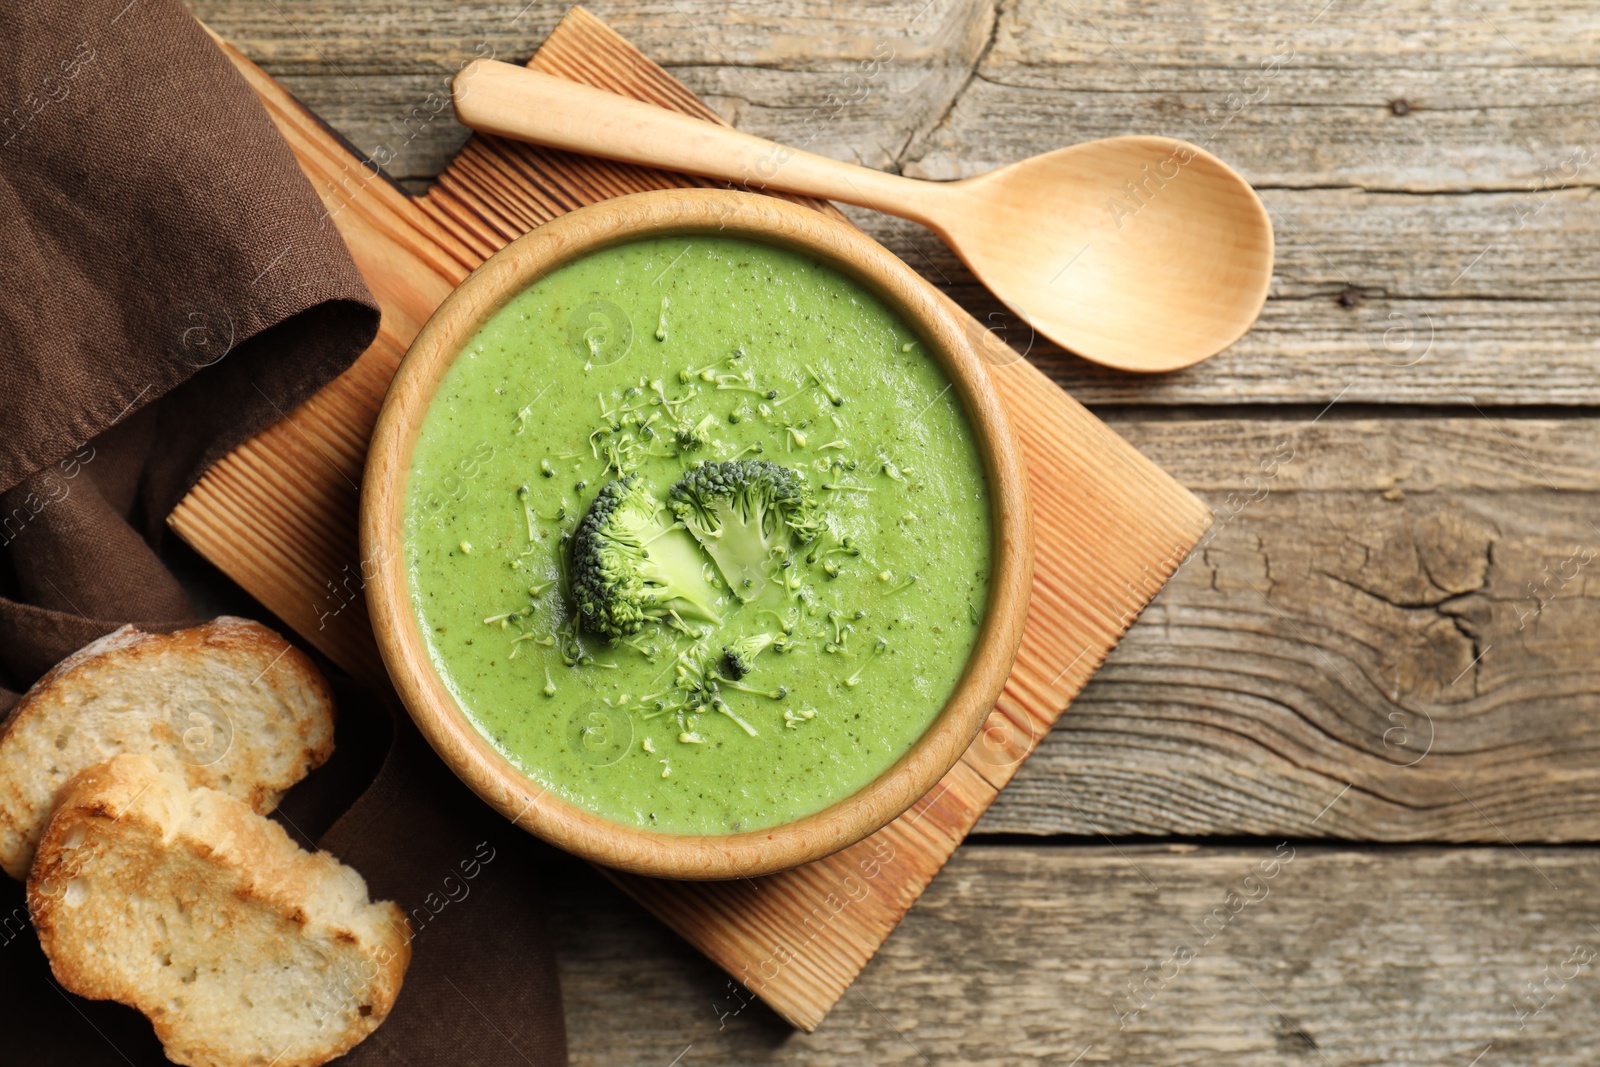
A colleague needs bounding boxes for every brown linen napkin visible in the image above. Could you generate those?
[0,0,378,679]
[0,1,568,1063]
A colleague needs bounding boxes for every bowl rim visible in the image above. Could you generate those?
[361,188,1033,880]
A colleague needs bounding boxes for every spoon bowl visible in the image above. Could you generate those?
[452,60,1274,373]
[936,137,1274,372]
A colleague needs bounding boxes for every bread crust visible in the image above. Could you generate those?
[29,755,409,1067]
[0,617,336,879]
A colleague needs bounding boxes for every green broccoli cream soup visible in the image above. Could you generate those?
[404,235,990,835]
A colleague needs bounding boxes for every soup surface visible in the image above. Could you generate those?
[405,235,990,834]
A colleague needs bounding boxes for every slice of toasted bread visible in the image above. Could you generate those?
[0,617,335,879]
[29,755,410,1067]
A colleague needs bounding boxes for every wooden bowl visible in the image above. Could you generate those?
[362,189,1033,880]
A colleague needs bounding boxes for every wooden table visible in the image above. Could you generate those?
[191,1,1600,1061]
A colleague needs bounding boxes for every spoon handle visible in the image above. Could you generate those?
[452,60,938,221]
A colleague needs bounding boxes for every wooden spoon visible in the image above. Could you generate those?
[452,59,1274,373]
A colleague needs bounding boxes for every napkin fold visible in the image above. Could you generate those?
[0,1,567,1062]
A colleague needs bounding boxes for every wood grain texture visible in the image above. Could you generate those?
[980,415,1600,842]
[902,0,1600,189]
[552,843,1600,1065]
[188,0,1600,404]
[170,7,1209,1031]
[183,0,996,181]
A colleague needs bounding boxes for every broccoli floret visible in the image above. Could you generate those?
[721,632,790,679]
[674,413,718,453]
[668,460,822,602]
[570,475,723,640]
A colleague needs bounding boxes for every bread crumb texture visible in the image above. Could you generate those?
[0,617,336,879]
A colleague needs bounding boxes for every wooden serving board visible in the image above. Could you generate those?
[173,7,1211,1031]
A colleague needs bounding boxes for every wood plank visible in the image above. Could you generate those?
[188,0,1600,195]
[171,7,1210,1031]
[185,0,995,183]
[906,0,1600,190]
[186,0,993,72]
[552,842,1600,1065]
[980,416,1600,842]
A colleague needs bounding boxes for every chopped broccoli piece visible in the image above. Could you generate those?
[570,475,723,640]
[721,632,789,679]
[674,413,718,453]
[668,460,822,602]
[844,636,889,687]
[716,677,788,701]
